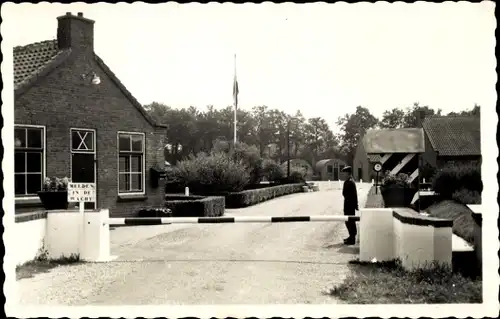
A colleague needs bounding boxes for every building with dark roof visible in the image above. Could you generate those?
[14,12,167,217]
[422,115,481,168]
[315,158,348,181]
[353,128,425,183]
[353,111,481,184]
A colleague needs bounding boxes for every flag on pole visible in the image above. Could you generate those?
[232,54,239,146]
[233,55,239,111]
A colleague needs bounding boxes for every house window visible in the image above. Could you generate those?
[327,165,333,173]
[14,125,45,197]
[118,132,145,194]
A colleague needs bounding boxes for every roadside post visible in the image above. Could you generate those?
[68,182,96,255]
[373,162,382,194]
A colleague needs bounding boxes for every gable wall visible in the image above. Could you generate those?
[15,51,166,217]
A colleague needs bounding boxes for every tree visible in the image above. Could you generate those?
[251,105,275,157]
[336,106,379,164]
[402,102,442,127]
[447,104,480,117]
[303,117,333,165]
[289,110,306,158]
[379,108,406,128]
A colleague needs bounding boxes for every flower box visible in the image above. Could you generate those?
[380,172,417,208]
[37,191,69,210]
[37,176,70,210]
[381,185,417,208]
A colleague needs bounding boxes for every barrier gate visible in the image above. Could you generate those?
[72,208,454,271]
[104,215,361,226]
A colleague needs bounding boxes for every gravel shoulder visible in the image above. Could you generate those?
[16,182,372,305]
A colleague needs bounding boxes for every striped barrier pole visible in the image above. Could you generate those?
[105,215,360,226]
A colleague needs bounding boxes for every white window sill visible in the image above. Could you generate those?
[117,193,148,202]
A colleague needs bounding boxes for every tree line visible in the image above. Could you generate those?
[144,102,480,166]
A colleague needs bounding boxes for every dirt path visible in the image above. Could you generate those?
[16,183,371,305]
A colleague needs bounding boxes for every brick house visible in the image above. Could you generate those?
[421,115,481,169]
[14,12,167,217]
[353,128,425,184]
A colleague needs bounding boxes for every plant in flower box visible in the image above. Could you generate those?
[37,176,70,210]
[380,171,417,208]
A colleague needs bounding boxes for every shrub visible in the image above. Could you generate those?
[225,183,304,208]
[42,176,69,191]
[381,172,411,188]
[452,189,482,205]
[420,162,437,181]
[288,165,307,183]
[164,195,225,217]
[137,207,173,218]
[262,159,285,182]
[173,152,250,193]
[432,163,482,198]
[211,139,264,184]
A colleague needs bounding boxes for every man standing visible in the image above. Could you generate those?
[341,166,358,245]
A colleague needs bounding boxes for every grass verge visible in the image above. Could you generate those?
[325,259,482,304]
[16,253,82,280]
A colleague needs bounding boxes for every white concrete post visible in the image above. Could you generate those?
[359,208,395,262]
[46,210,81,259]
[185,187,190,196]
[81,209,112,262]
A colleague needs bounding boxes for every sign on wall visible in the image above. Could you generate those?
[68,182,96,203]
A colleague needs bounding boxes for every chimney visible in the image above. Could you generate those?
[416,109,426,128]
[57,12,95,51]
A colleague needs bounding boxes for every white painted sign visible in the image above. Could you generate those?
[68,182,96,203]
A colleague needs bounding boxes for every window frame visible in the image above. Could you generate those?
[117,131,146,195]
[14,124,46,199]
[70,127,97,208]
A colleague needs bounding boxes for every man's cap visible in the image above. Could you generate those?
[342,166,352,172]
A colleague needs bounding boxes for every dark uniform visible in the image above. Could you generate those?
[342,170,358,243]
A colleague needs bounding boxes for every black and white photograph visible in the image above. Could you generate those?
[2,2,498,317]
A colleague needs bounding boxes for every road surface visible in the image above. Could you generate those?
[16,182,371,305]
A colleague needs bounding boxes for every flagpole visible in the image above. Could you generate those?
[233,53,238,146]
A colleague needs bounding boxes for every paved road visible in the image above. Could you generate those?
[17,182,371,305]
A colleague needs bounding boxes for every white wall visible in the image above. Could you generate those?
[14,217,46,266]
[45,210,84,259]
[360,207,453,270]
[15,209,110,265]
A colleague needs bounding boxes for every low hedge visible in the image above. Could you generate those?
[225,183,304,208]
[137,207,173,218]
[164,195,225,217]
[432,163,482,198]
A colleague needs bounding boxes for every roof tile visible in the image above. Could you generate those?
[422,116,480,156]
[14,40,63,88]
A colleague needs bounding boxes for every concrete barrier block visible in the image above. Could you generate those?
[359,208,394,262]
[398,221,434,270]
[433,226,452,267]
[45,210,81,259]
[392,208,453,271]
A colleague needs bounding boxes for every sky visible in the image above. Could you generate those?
[2,2,497,132]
